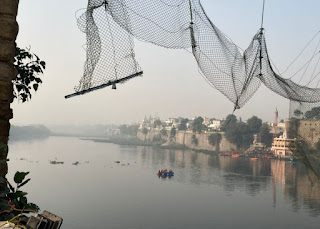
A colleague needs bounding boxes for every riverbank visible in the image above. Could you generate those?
[81,137,220,155]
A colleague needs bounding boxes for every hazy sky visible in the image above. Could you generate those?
[12,0,320,125]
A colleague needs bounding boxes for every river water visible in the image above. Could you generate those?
[7,136,320,228]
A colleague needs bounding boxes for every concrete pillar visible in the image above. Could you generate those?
[0,0,19,176]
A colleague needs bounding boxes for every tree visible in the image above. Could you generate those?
[259,123,273,147]
[220,114,237,131]
[224,122,253,150]
[294,109,303,118]
[208,133,222,151]
[160,128,167,137]
[142,128,148,141]
[191,134,198,146]
[153,119,162,128]
[304,107,320,120]
[13,47,45,102]
[193,116,206,133]
[119,124,139,136]
[128,125,139,136]
[178,118,188,131]
[170,127,176,138]
[142,127,148,135]
[0,0,19,177]
[288,117,299,139]
[247,116,262,134]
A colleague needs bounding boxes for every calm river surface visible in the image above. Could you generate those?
[7,136,320,228]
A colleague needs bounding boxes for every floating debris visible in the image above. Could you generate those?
[50,160,64,165]
[72,161,80,166]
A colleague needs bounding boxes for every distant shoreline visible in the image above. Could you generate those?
[51,132,107,138]
[9,125,51,141]
[81,136,220,155]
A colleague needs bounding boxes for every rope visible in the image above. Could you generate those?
[0,214,27,229]
[14,208,38,214]
[261,0,265,29]
[298,37,320,84]
[283,30,320,76]
[308,53,320,85]
[188,0,193,23]
[289,52,320,81]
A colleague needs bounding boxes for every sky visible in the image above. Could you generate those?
[11,0,320,126]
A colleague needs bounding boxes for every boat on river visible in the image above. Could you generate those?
[157,169,174,177]
[219,152,232,156]
[232,153,241,158]
[250,157,259,161]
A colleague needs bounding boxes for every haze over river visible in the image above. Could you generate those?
[7,136,320,228]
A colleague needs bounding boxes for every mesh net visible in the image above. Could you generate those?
[70,0,320,109]
[68,0,142,98]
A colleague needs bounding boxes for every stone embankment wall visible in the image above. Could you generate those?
[137,130,237,152]
[298,120,320,147]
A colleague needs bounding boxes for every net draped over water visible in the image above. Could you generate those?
[71,0,320,109]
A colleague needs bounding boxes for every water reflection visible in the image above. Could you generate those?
[272,160,320,216]
[120,146,320,216]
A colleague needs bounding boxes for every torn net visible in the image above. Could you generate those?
[72,0,320,109]
[71,0,142,96]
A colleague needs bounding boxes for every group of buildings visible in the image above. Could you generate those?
[140,115,223,132]
[128,110,320,160]
[252,110,320,160]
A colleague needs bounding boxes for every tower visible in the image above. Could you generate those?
[274,108,278,138]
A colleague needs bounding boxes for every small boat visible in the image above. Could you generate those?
[232,153,241,158]
[219,152,232,156]
[157,169,174,177]
[250,157,259,161]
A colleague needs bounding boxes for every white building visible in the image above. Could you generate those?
[271,130,295,159]
[208,120,223,130]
